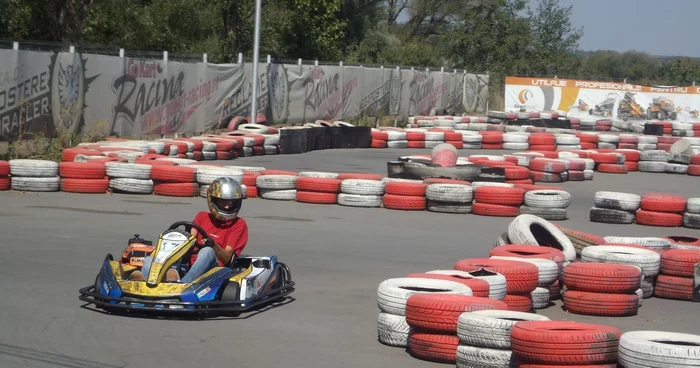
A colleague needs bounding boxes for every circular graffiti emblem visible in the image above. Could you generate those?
[51,52,85,135]
[268,64,289,122]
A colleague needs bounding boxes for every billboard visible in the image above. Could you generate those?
[0,48,490,142]
[505,76,700,122]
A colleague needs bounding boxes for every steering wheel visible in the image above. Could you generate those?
[167,221,213,247]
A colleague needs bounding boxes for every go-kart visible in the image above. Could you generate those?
[78,221,295,316]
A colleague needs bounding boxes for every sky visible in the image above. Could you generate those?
[535,0,700,58]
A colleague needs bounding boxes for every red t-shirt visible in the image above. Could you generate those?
[189,211,248,266]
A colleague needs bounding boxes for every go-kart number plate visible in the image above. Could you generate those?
[154,232,189,263]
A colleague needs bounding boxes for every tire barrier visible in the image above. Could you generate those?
[590,191,700,229]
[375,214,700,365]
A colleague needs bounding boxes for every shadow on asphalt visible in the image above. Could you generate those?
[0,342,123,368]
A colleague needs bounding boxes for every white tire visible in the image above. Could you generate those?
[109,178,154,194]
[259,188,296,200]
[618,330,700,367]
[386,140,408,148]
[456,309,550,348]
[256,175,297,190]
[524,190,571,208]
[507,214,576,261]
[9,159,59,177]
[687,198,700,214]
[594,191,641,212]
[196,167,244,185]
[298,171,339,179]
[455,345,514,368]
[377,313,410,347]
[340,179,385,195]
[10,176,60,192]
[337,193,382,207]
[602,236,671,251]
[105,162,152,180]
[426,183,474,203]
[376,277,472,316]
[581,245,661,277]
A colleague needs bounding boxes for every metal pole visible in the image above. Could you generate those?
[250,0,263,125]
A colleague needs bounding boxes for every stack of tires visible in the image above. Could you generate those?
[196,166,245,197]
[519,189,571,221]
[256,172,298,200]
[454,258,539,312]
[636,135,658,151]
[528,158,566,183]
[59,161,109,194]
[455,310,549,367]
[636,193,687,227]
[562,262,643,316]
[151,164,199,197]
[404,293,508,364]
[685,198,700,229]
[425,183,473,214]
[580,244,661,300]
[337,173,384,208]
[472,186,525,217]
[0,161,8,191]
[105,161,154,194]
[8,159,60,192]
[294,172,342,205]
[638,150,671,173]
[653,249,700,301]
[489,256,559,309]
[590,191,640,225]
[382,180,427,211]
[375,277,472,350]
[461,131,483,149]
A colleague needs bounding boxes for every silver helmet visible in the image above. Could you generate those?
[206,177,244,222]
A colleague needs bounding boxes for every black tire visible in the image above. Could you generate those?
[220,282,241,302]
[589,207,635,224]
[403,162,482,181]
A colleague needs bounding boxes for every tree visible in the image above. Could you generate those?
[526,0,583,76]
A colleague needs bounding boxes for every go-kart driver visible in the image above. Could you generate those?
[129,177,249,283]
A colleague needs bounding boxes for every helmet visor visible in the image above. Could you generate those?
[213,197,241,214]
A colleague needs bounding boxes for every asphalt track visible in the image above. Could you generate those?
[1,148,699,368]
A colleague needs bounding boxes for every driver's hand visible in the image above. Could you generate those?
[202,238,215,248]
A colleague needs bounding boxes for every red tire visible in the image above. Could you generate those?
[513,184,564,192]
[371,139,387,148]
[474,186,525,206]
[625,162,638,171]
[242,172,260,186]
[472,202,520,217]
[407,140,425,148]
[615,149,640,162]
[482,143,504,149]
[563,290,639,317]
[59,162,106,179]
[0,177,9,190]
[60,178,109,194]
[407,332,459,363]
[562,262,642,293]
[564,159,587,171]
[216,151,234,160]
[660,249,700,277]
[691,155,700,165]
[568,170,585,181]
[454,258,539,294]
[153,182,199,197]
[577,134,599,143]
[382,194,426,210]
[503,294,533,312]
[405,294,508,333]
[337,173,383,181]
[635,209,683,227]
[503,166,530,180]
[589,153,620,164]
[529,171,563,183]
[653,274,694,300]
[510,321,622,365]
[598,163,628,174]
[295,191,337,204]
[528,134,555,145]
[295,177,341,193]
[506,178,534,185]
[640,193,687,213]
[529,145,556,151]
[385,181,427,196]
[151,165,197,182]
[489,244,565,266]
[246,186,258,198]
[687,164,700,176]
[371,131,389,140]
[406,273,491,298]
[405,132,425,141]
[529,158,567,173]
[480,132,503,144]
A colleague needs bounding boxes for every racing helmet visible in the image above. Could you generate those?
[206,177,244,222]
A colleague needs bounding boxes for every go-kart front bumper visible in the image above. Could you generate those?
[78,281,295,315]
